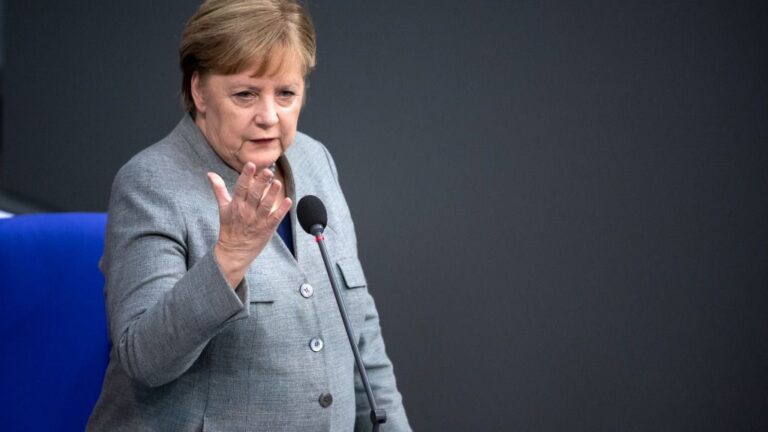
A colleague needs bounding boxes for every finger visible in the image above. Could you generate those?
[247,168,275,205]
[234,163,256,203]
[255,178,282,219]
[267,197,293,229]
[207,172,231,208]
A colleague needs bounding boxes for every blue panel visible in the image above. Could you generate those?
[0,213,109,431]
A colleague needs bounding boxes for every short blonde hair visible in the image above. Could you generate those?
[179,0,317,113]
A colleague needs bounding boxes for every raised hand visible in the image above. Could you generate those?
[207,162,293,288]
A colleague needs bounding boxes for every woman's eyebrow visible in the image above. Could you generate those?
[229,80,300,88]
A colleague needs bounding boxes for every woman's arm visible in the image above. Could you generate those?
[102,161,289,387]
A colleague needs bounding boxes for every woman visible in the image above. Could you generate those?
[87,1,411,430]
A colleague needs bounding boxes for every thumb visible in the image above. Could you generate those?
[207,172,231,208]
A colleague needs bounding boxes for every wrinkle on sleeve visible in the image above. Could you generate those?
[102,163,249,387]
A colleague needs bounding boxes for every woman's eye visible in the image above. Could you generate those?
[278,90,296,99]
[234,91,256,100]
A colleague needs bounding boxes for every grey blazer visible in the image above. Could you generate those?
[87,116,411,431]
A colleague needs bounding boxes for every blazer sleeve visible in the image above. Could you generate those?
[102,162,250,388]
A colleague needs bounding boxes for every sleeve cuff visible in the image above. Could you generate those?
[189,248,250,324]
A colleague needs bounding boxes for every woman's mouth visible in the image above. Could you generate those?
[249,138,277,145]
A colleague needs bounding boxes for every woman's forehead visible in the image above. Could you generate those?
[245,45,306,78]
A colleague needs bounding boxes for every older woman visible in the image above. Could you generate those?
[86,1,411,430]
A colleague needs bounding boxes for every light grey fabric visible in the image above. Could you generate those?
[87,115,411,431]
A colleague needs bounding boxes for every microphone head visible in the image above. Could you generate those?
[297,195,327,234]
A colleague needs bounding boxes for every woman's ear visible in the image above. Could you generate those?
[191,71,207,114]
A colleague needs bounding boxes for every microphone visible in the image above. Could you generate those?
[297,195,327,236]
[297,195,387,432]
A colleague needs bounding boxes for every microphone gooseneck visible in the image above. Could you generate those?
[297,194,387,431]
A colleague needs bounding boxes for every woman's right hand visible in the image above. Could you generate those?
[207,162,293,288]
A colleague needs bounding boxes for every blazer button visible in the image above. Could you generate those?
[318,393,333,408]
[309,337,324,352]
[300,283,314,298]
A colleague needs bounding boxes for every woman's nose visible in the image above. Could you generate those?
[254,98,278,127]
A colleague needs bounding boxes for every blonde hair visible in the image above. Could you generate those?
[179,0,317,113]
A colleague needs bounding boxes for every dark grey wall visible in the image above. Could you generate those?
[3,1,768,430]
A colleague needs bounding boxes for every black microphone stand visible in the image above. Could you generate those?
[309,224,387,432]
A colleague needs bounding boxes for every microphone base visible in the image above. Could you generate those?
[371,408,387,432]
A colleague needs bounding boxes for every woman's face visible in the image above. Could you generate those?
[191,52,305,172]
